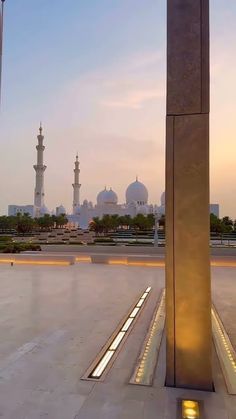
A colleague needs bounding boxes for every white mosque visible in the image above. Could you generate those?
[8,126,219,228]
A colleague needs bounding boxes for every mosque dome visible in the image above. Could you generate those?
[126,178,148,205]
[103,188,118,205]
[161,191,165,206]
[97,188,107,205]
[97,187,118,205]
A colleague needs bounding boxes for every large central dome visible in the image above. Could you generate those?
[126,178,148,205]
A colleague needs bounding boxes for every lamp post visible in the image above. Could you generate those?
[154,212,159,247]
[0,0,5,104]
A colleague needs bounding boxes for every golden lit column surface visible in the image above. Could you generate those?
[166,0,213,390]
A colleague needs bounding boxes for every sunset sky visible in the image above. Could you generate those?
[1,1,236,217]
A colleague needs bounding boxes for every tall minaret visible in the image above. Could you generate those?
[72,153,81,215]
[34,123,47,215]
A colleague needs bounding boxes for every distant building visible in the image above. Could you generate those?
[8,205,35,217]
[7,125,221,228]
[210,204,220,218]
[56,205,67,216]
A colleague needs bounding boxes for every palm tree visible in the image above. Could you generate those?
[16,213,35,236]
[90,217,103,235]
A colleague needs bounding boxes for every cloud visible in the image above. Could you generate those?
[101,88,164,109]
[48,49,165,126]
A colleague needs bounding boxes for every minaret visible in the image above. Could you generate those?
[33,123,47,215]
[72,153,81,215]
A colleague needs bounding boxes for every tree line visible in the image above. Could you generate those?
[0,212,235,237]
[90,214,165,235]
[0,213,68,235]
[210,214,236,234]
[90,213,236,236]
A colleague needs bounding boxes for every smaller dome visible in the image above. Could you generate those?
[160,191,165,206]
[97,187,107,205]
[103,188,118,204]
[83,199,88,207]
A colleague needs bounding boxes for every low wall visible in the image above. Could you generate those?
[40,244,236,257]
[0,253,75,266]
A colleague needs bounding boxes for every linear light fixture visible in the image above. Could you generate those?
[130,307,140,318]
[108,260,127,265]
[75,257,91,262]
[212,305,236,394]
[85,286,152,380]
[14,260,70,266]
[0,259,14,264]
[0,259,70,266]
[130,289,165,386]
[91,351,114,378]
[109,331,126,351]
[122,317,134,332]
[182,400,200,418]
[136,298,145,308]
[108,260,165,267]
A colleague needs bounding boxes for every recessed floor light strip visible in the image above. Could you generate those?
[130,289,165,386]
[212,305,236,395]
[75,256,91,263]
[0,259,70,266]
[81,286,152,381]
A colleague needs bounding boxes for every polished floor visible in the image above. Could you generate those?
[0,263,235,418]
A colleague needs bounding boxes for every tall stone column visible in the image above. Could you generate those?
[165,0,213,390]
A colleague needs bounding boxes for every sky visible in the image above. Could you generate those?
[1,1,236,218]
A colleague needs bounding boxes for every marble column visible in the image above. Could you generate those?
[165,0,213,390]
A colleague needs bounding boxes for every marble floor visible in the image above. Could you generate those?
[0,263,235,418]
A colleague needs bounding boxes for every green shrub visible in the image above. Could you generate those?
[0,236,12,242]
[0,242,41,253]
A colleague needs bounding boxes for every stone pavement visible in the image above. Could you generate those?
[0,263,235,418]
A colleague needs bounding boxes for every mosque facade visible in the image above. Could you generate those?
[8,126,220,227]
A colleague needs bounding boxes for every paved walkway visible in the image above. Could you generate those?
[0,264,234,418]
